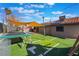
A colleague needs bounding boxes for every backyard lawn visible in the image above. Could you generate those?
[10,33,78,56]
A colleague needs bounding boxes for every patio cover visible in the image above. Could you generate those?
[8,19,43,27]
[5,8,43,27]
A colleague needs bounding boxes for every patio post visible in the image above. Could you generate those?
[2,14,5,33]
[42,16,46,36]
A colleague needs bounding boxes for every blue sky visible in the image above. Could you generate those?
[0,3,79,23]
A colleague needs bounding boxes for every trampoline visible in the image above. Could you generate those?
[0,32,31,39]
[0,32,31,56]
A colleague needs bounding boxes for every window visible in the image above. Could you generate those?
[56,26,64,32]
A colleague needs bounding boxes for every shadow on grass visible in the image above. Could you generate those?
[11,37,23,44]
[47,35,66,39]
[26,44,73,56]
[38,33,66,39]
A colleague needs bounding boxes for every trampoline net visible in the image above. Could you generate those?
[0,32,30,56]
[0,38,11,56]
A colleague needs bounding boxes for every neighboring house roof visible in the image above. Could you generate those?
[53,17,79,25]
[42,22,52,26]
[8,16,43,27]
[28,22,44,27]
[44,17,79,26]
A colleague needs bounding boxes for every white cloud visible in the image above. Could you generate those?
[18,11,44,21]
[24,3,54,8]
[19,3,24,5]
[30,4,45,8]
[10,7,35,14]
[52,16,59,20]
[10,7,23,11]
[18,15,33,22]
[45,17,50,20]
[36,12,44,15]
[52,11,63,15]
[59,13,78,18]
[25,5,31,8]
[1,7,5,10]
[19,16,31,19]
[47,3,55,5]
[34,11,44,18]
[20,9,35,14]
[65,14,77,18]
[51,13,78,21]
[42,16,59,22]
[52,11,77,18]
[24,10,44,18]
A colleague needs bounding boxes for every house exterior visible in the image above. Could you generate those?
[0,23,7,33]
[0,23,3,33]
[37,16,79,39]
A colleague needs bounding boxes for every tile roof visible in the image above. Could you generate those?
[43,22,52,25]
[44,17,79,26]
[59,17,79,24]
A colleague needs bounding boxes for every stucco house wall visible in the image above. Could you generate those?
[38,24,79,38]
[38,27,44,34]
[0,23,3,33]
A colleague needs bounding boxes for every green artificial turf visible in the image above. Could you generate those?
[10,33,77,56]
